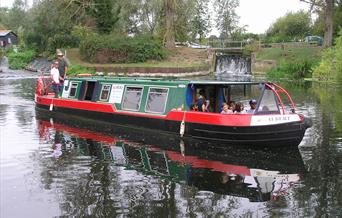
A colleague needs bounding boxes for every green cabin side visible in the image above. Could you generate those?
[61,77,189,115]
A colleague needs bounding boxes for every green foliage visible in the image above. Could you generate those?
[313,29,342,82]
[243,41,261,54]
[190,0,210,42]
[71,25,97,42]
[5,47,37,69]
[0,49,4,58]
[267,59,316,80]
[80,34,166,63]
[23,0,79,53]
[90,0,121,33]
[213,0,239,38]
[265,11,312,43]
[67,65,96,76]
[256,47,323,62]
[312,48,335,81]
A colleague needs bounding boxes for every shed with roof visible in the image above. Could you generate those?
[0,30,18,47]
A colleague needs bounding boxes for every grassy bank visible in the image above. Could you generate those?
[67,47,209,68]
[255,47,323,62]
[65,46,324,80]
[255,46,324,80]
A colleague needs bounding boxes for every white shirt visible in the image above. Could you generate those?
[50,67,60,84]
[246,109,256,114]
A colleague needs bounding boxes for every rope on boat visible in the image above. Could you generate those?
[180,106,186,137]
[49,98,54,111]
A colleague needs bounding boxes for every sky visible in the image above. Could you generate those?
[236,0,309,34]
[1,0,309,34]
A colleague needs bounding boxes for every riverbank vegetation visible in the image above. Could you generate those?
[79,34,166,63]
[313,29,342,82]
[0,0,341,82]
[256,46,323,80]
[5,46,36,69]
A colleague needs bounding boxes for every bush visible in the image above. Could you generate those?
[6,47,37,69]
[47,33,79,54]
[68,65,96,76]
[80,34,166,63]
[313,29,342,82]
[267,59,316,80]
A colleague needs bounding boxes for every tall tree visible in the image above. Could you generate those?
[266,11,312,42]
[141,0,163,35]
[301,0,335,47]
[164,0,177,48]
[213,0,239,38]
[91,0,121,33]
[190,0,210,42]
[2,0,27,32]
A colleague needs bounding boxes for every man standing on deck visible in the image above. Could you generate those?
[50,61,61,98]
[57,50,69,84]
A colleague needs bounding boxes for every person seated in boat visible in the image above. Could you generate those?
[246,99,257,114]
[234,102,245,114]
[228,101,236,113]
[189,103,198,111]
[221,103,233,114]
[50,61,61,98]
[196,89,209,112]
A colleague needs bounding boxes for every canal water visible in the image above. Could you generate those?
[0,70,341,217]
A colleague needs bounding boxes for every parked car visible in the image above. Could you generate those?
[187,41,210,49]
[304,36,323,46]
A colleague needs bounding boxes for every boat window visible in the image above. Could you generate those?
[69,83,78,98]
[145,88,169,114]
[84,81,96,101]
[122,86,143,111]
[256,89,280,114]
[99,84,111,101]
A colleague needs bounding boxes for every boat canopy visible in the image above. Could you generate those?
[189,81,262,86]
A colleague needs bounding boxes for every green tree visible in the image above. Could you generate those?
[25,0,78,52]
[300,0,336,47]
[190,0,210,42]
[213,0,240,38]
[90,0,121,33]
[312,0,342,39]
[140,0,163,35]
[265,11,312,42]
[0,0,28,39]
[0,7,10,29]
[313,29,342,81]
[164,0,177,48]
[173,0,195,42]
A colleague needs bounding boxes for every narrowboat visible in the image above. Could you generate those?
[35,76,311,147]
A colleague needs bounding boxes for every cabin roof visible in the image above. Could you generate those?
[71,76,263,86]
[189,80,262,86]
[72,76,189,86]
[0,30,16,37]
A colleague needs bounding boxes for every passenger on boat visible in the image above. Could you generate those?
[246,99,257,114]
[228,101,236,113]
[57,50,68,84]
[234,102,245,114]
[196,89,210,112]
[50,61,61,98]
[221,103,233,114]
[190,103,198,111]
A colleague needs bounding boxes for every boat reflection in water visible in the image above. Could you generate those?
[36,111,306,204]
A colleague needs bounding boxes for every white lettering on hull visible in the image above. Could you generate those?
[250,115,301,126]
